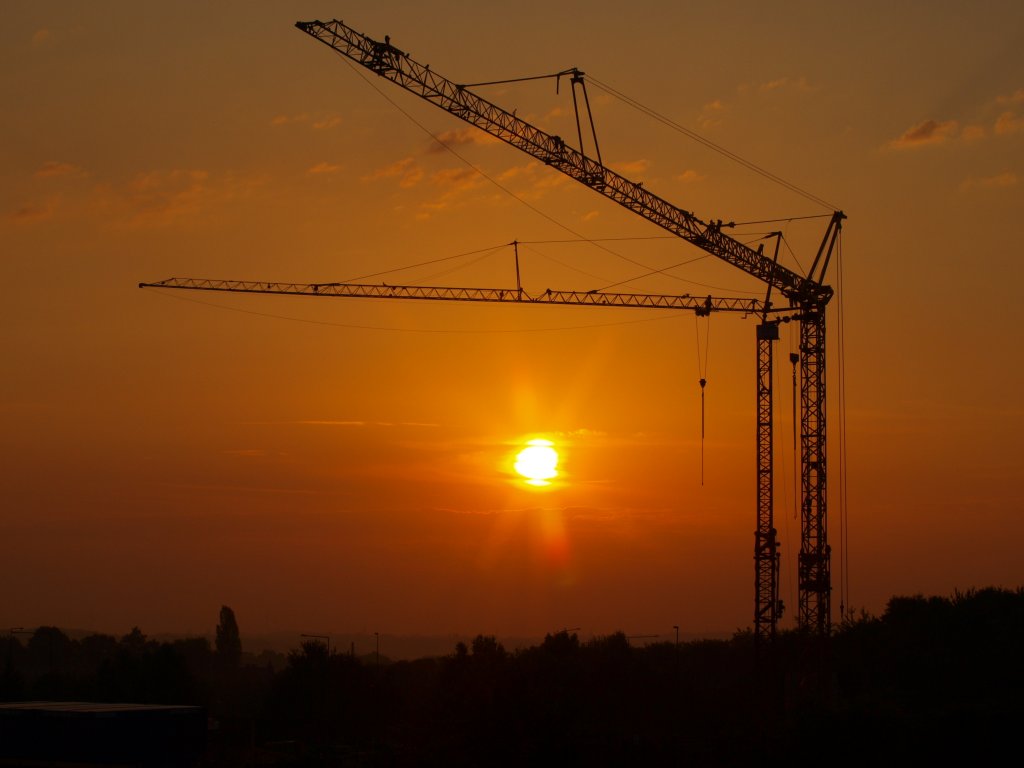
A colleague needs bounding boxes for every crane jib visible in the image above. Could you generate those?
[295,19,835,306]
[138,278,779,316]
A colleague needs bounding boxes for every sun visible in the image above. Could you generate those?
[514,439,559,487]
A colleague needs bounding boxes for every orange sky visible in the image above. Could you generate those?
[2,1,1023,641]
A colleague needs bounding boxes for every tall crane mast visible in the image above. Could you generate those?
[291,19,844,637]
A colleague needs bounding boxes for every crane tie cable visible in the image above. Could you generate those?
[586,74,837,211]
[460,69,577,88]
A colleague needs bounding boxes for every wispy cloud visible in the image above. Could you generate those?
[698,99,725,129]
[34,160,84,179]
[610,159,650,176]
[996,88,1024,106]
[3,201,55,224]
[312,116,342,130]
[496,162,568,201]
[122,169,211,224]
[994,110,1024,136]
[99,169,264,228]
[426,127,498,154]
[961,124,986,142]
[754,75,814,94]
[887,119,960,149]
[559,428,608,439]
[676,169,706,184]
[414,167,488,218]
[271,113,341,129]
[6,168,264,229]
[307,161,342,175]
[248,420,440,428]
[362,157,424,188]
[960,171,1018,191]
[889,90,1024,150]
[700,76,814,131]
[430,166,481,191]
[161,482,316,496]
[271,113,308,126]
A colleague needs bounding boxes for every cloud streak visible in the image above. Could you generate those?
[270,113,341,129]
[995,111,1024,136]
[362,157,424,188]
[426,127,498,154]
[960,171,1018,191]
[307,161,342,175]
[35,161,84,179]
[3,201,55,224]
[887,119,960,149]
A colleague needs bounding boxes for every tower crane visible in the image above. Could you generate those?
[142,19,845,641]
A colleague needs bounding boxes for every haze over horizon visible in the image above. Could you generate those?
[3,1,1022,640]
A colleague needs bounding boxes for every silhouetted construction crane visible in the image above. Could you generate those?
[142,19,844,642]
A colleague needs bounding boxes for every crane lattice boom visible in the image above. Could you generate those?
[295,19,832,307]
[139,277,774,315]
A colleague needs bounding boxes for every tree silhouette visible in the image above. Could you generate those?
[215,605,241,669]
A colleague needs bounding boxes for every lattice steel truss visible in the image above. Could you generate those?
[755,323,781,643]
[147,19,845,640]
[137,278,765,314]
[798,305,830,634]
[295,18,846,637]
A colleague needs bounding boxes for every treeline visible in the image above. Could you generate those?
[3,588,1022,766]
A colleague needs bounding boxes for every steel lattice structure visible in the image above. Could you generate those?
[145,19,845,641]
[755,322,781,642]
[798,305,829,631]
[138,277,770,314]
[291,18,844,638]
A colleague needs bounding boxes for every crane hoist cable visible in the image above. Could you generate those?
[836,231,850,620]
[789,348,800,521]
[585,74,837,211]
[694,311,711,485]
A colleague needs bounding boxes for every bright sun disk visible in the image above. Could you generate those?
[514,439,559,487]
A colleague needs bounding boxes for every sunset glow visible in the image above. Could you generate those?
[1,2,1022,644]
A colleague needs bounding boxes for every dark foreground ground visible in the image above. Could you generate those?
[3,587,1021,766]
